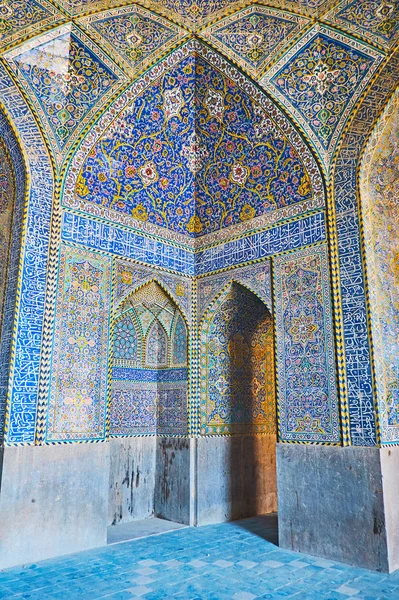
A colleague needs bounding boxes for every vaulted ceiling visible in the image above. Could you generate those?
[0,0,398,240]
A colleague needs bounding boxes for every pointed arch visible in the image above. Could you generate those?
[109,278,188,437]
[171,312,187,367]
[62,39,325,247]
[200,280,276,436]
[145,320,168,367]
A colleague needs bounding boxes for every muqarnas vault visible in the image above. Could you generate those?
[0,0,398,575]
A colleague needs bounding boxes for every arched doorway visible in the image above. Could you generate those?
[198,282,277,524]
[108,280,189,526]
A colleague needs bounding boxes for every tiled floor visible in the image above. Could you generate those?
[1,516,399,600]
[107,518,187,545]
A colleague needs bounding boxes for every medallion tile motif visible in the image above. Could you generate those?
[5,24,127,167]
[325,0,399,48]
[200,282,276,435]
[263,26,383,165]
[0,0,64,51]
[79,5,188,77]
[274,244,340,443]
[202,6,308,79]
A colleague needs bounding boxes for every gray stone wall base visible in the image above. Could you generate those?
[196,434,277,526]
[276,443,399,572]
[0,442,109,570]
[108,437,156,526]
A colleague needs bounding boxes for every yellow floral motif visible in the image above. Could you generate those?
[121,270,133,285]
[298,174,311,197]
[228,332,250,368]
[240,203,256,221]
[176,283,185,297]
[76,174,89,197]
[289,312,319,346]
[132,203,149,221]
[295,413,325,434]
[187,214,203,233]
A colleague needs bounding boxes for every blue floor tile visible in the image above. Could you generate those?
[1,517,399,599]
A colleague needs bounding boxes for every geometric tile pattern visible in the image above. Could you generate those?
[4,24,127,167]
[334,48,399,446]
[47,245,111,442]
[79,5,188,77]
[202,6,308,79]
[325,0,399,48]
[263,25,383,166]
[200,282,276,435]
[274,244,340,443]
[0,0,64,51]
[360,89,399,444]
[110,281,188,436]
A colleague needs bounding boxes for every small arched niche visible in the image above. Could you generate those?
[109,280,188,436]
[199,282,277,522]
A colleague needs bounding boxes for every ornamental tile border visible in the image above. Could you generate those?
[0,64,54,445]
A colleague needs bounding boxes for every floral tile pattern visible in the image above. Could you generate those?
[274,243,340,443]
[0,0,64,51]
[4,24,127,166]
[71,42,319,239]
[202,6,308,79]
[79,5,188,77]
[262,25,383,165]
[325,0,399,48]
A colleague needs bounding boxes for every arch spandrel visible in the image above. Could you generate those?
[63,39,325,249]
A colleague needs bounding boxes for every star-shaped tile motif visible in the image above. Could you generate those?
[5,24,127,167]
[0,0,64,51]
[202,5,308,78]
[79,5,188,77]
[325,0,399,48]
[262,26,383,165]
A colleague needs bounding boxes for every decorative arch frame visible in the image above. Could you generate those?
[107,276,190,437]
[61,38,326,248]
[199,278,276,436]
[332,49,399,447]
[0,65,57,446]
